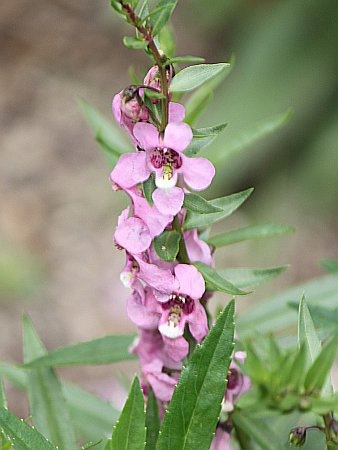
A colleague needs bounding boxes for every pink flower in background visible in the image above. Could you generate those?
[222,351,251,413]
[210,428,231,450]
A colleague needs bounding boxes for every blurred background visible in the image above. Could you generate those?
[1,0,338,414]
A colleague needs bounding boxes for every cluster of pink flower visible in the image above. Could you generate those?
[110,66,249,448]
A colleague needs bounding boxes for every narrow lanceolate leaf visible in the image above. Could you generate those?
[23,316,77,450]
[145,388,160,450]
[165,56,205,66]
[170,63,231,93]
[310,393,338,414]
[298,296,321,368]
[63,383,120,444]
[156,300,235,450]
[0,362,120,445]
[206,224,295,247]
[184,188,253,230]
[79,98,132,166]
[110,376,145,450]
[214,109,292,162]
[149,0,177,36]
[298,296,332,396]
[24,334,136,368]
[142,174,156,206]
[0,407,57,450]
[194,262,247,295]
[184,56,234,126]
[123,36,147,50]
[153,230,181,262]
[232,410,279,450]
[217,266,288,289]
[184,123,228,157]
[304,334,338,393]
[183,193,222,214]
[0,377,6,409]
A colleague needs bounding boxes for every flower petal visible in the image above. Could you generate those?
[112,92,122,125]
[182,156,215,191]
[152,187,184,216]
[162,122,193,152]
[133,122,160,150]
[168,102,185,122]
[184,229,214,266]
[135,256,175,292]
[110,152,150,188]
[127,289,160,330]
[187,301,208,343]
[174,264,205,299]
[114,216,151,253]
[163,336,189,362]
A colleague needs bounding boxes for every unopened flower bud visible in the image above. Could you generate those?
[329,419,338,444]
[289,427,306,447]
[121,85,148,122]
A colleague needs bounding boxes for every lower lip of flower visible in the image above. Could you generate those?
[150,147,182,189]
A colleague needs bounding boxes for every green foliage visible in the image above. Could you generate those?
[184,123,228,157]
[22,316,77,450]
[145,388,160,450]
[183,193,222,214]
[106,376,145,450]
[194,262,247,296]
[206,223,295,247]
[321,259,338,274]
[156,300,235,450]
[153,230,181,262]
[0,407,57,450]
[142,174,156,206]
[218,266,288,289]
[165,56,205,66]
[24,334,136,368]
[211,109,292,163]
[123,36,147,50]
[79,98,132,166]
[170,63,231,93]
[148,0,177,36]
[184,188,253,230]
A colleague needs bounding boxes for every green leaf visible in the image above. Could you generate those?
[206,223,295,247]
[79,98,132,166]
[214,109,292,163]
[145,388,160,450]
[0,378,6,409]
[23,334,136,368]
[194,262,247,295]
[232,410,280,450]
[304,334,338,393]
[156,300,235,450]
[237,274,338,337]
[184,56,234,126]
[184,123,228,157]
[63,383,120,444]
[0,407,57,450]
[217,266,288,289]
[153,230,181,262]
[142,174,156,206]
[165,56,205,66]
[184,188,253,230]
[0,362,120,445]
[284,345,307,391]
[149,0,177,36]
[23,316,77,450]
[110,376,145,450]
[123,36,147,50]
[310,393,338,414]
[170,63,231,93]
[298,296,321,368]
[320,259,338,273]
[183,194,222,214]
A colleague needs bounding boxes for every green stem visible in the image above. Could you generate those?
[323,413,337,450]
[120,1,169,133]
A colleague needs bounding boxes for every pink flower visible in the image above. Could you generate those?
[210,428,232,450]
[155,264,208,343]
[141,359,179,403]
[222,351,251,413]
[184,229,214,267]
[114,207,151,254]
